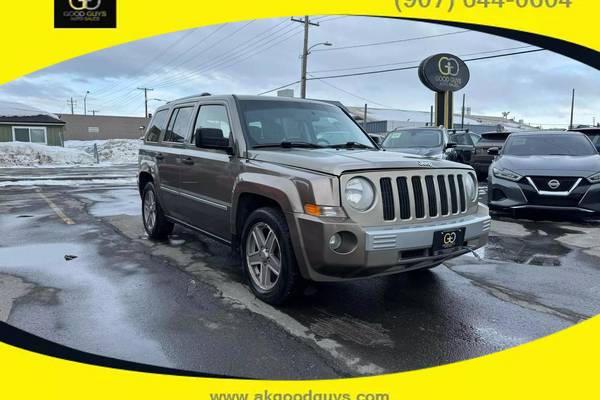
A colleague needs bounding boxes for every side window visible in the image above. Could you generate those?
[145,109,169,142]
[164,106,194,143]
[192,105,231,143]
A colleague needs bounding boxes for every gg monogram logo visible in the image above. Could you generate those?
[443,232,457,246]
[68,0,102,11]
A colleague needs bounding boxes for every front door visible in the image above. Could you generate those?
[178,103,235,241]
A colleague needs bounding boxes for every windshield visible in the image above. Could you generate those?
[382,129,443,148]
[503,134,598,156]
[238,100,375,149]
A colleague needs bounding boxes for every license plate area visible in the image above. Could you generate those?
[433,228,465,253]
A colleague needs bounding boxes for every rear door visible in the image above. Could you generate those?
[157,104,196,219]
[178,102,236,241]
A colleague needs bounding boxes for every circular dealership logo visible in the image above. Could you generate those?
[548,179,561,190]
[419,53,470,92]
[443,232,457,247]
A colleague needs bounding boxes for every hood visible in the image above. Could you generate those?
[385,147,443,157]
[496,155,600,177]
[248,148,467,176]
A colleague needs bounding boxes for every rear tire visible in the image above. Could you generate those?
[142,182,174,240]
[241,207,305,305]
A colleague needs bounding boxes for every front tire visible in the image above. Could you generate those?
[241,207,304,305]
[142,182,174,240]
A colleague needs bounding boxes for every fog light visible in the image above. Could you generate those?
[329,233,342,250]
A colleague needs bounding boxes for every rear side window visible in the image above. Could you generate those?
[145,109,169,142]
[164,106,194,143]
[192,105,231,143]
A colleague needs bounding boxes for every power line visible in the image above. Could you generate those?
[310,30,469,52]
[309,45,537,74]
[258,48,547,95]
[152,21,304,90]
[309,74,392,108]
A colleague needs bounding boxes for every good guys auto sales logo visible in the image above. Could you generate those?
[54,0,116,28]
[69,0,102,11]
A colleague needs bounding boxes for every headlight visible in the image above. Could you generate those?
[345,177,375,211]
[493,168,522,182]
[464,173,478,202]
[587,172,600,184]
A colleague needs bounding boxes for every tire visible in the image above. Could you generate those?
[142,182,174,240]
[241,207,305,305]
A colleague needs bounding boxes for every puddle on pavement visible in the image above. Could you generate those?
[75,189,140,217]
[483,235,571,267]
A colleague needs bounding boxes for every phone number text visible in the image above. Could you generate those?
[395,0,572,13]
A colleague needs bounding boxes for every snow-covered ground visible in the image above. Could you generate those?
[0,142,95,167]
[65,139,142,164]
[0,139,141,168]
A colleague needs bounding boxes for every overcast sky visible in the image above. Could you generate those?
[1,16,598,128]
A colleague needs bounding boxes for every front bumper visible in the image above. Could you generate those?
[289,206,491,282]
[488,175,600,214]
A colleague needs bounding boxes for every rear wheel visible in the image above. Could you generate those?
[142,182,174,240]
[241,207,304,305]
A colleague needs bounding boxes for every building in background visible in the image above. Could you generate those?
[345,106,540,134]
[58,114,150,141]
[0,101,66,146]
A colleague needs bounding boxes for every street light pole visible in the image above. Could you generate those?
[84,90,90,115]
[569,88,575,129]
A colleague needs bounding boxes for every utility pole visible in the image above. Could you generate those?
[569,88,575,129]
[363,104,368,131]
[91,110,99,116]
[137,87,154,118]
[67,98,77,115]
[291,16,320,99]
[461,93,466,129]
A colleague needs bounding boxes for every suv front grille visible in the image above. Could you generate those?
[380,172,471,221]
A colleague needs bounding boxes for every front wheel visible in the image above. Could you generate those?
[241,207,304,305]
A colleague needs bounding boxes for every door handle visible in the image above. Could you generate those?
[181,157,194,165]
[155,153,164,161]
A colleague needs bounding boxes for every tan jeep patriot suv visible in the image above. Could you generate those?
[138,94,490,304]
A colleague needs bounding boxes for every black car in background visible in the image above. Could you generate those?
[381,127,451,159]
[569,127,600,152]
[488,131,600,215]
[446,130,481,166]
[471,131,513,179]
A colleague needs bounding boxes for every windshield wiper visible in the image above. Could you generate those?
[327,142,373,149]
[253,141,324,149]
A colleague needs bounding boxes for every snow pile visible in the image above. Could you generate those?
[0,142,95,167]
[65,139,142,164]
[0,100,60,119]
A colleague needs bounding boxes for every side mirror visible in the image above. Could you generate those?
[195,128,233,154]
[369,135,381,145]
[446,142,457,149]
[487,147,500,156]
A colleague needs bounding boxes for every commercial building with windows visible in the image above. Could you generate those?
[0,101,65,146]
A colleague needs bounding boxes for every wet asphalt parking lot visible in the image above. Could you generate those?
[1,166,600,379]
